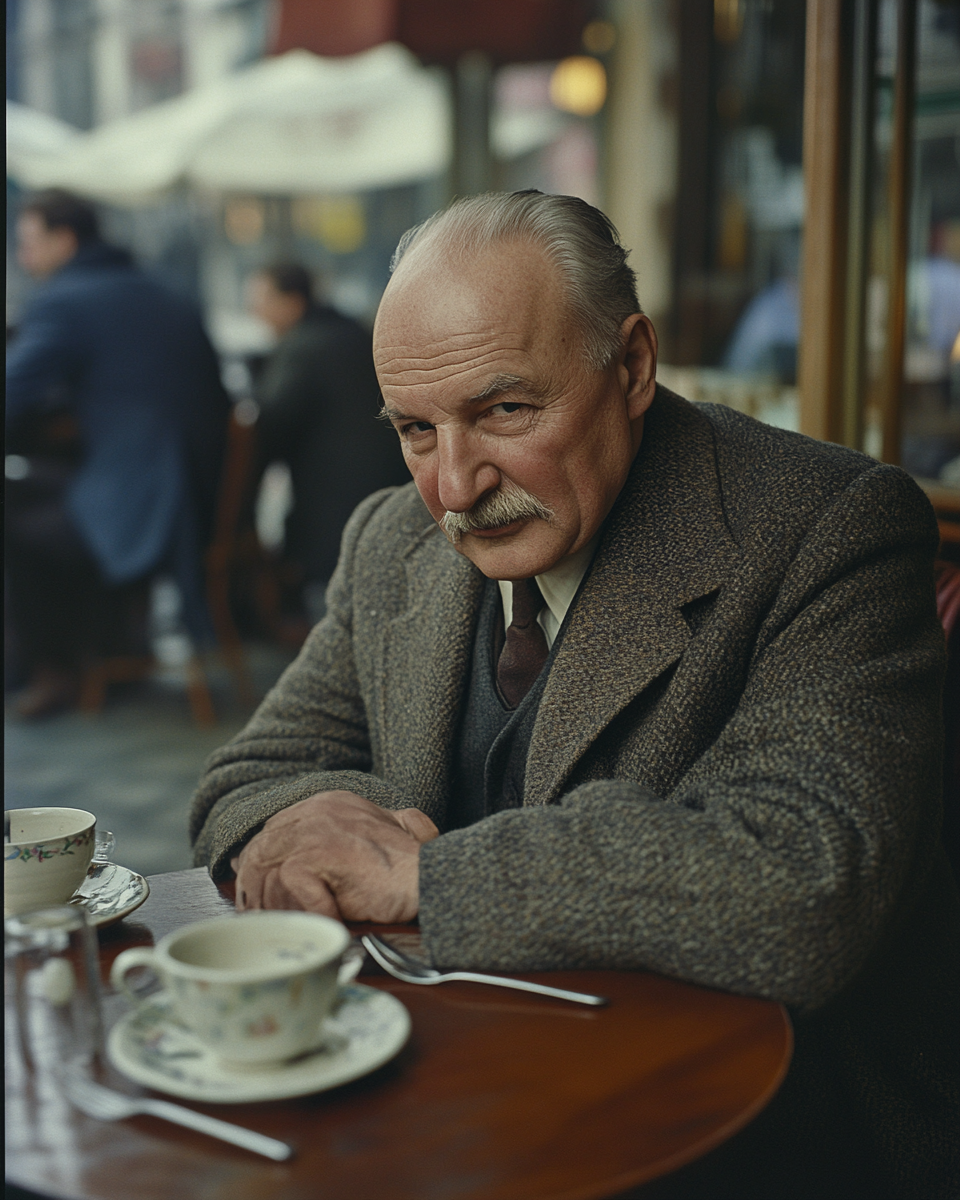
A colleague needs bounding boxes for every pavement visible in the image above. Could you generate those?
[4,642,296,879]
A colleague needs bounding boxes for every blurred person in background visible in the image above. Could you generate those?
[723,230,801,384]
[5,189,229,718]
[246,263,407,632]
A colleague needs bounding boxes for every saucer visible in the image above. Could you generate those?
[70,861,149,928]
[107,983,411,1103]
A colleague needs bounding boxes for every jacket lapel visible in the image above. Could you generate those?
[525,388,741,806]
[379,525,485,826]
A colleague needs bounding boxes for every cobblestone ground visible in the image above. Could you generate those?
[4,643,295,878]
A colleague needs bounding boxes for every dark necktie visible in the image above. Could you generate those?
[497,578,549,709]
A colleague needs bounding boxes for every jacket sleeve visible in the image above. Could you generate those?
[189,488,413,878]
[417,465,947,1012]
[5,295,83,427]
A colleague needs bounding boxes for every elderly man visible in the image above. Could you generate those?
[191,192,957,1197]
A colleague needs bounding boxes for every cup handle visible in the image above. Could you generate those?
[338,940,364,986]
[110,947,158,1007]
[94,830,115,863]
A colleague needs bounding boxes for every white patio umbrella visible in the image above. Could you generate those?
[6,101,81,178]
[5,45,450,206]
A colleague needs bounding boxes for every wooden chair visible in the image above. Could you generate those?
[204,400,284,707]
[79,644,217,727]
[77,572,220,729]
[935,558,960,887]
[80,400,276,726]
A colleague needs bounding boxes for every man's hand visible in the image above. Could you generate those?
[230,791,439,922]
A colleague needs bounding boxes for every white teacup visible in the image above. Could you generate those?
[4,808,97,917]
[110,912,352,1068]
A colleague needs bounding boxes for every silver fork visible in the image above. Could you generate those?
[361,934,608,1007]
[63,1068,294,1160]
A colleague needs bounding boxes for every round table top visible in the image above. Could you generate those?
[5,867,792,1200]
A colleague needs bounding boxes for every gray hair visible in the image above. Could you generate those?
[389,190,641,370]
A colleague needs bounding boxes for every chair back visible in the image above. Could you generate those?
[935,560,960,887]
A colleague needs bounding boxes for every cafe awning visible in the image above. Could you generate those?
[6,101,81,180]
[6,45,450,206]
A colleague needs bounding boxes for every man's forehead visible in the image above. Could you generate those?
[375,245,566,368]
[380,238,556,320]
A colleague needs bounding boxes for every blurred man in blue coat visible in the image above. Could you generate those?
[5,190,229,716]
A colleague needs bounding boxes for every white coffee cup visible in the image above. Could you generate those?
[110,912,352,1068]
[4,808,97,917]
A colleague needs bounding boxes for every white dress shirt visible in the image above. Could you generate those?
[497,539,597,651]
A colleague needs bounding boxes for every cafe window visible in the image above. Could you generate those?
[657,0,808,431]
[798,0,960,530]
[870,0,960,485]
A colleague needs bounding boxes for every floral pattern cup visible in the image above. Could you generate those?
[110,912,352,1068]
[4,808,97,917]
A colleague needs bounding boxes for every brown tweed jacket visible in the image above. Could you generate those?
[191,388,958,1192]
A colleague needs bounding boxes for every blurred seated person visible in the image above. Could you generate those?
[246,263,408,629]
[724,230,800,384]
[723,276,799,382]
[5,189,229,718]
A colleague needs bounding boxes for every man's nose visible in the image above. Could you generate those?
[435,432,500,514]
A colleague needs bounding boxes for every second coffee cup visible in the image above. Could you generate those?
[110,911,351,1068]
[4,808,97,917]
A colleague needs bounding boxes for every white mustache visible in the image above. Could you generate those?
[441,480,554,544]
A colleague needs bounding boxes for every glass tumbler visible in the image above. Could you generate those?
[4,904,104,1081]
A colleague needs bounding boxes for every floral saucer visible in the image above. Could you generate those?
[70,861,149,928]
[107,983,411,1103]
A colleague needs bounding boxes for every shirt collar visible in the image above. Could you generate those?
[497,538,598,651]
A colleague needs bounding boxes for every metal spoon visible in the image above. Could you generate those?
[361,934,608,1007]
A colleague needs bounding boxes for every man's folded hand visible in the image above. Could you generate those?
[230,791,439,922]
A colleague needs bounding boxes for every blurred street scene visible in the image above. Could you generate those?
[5,0,959,877]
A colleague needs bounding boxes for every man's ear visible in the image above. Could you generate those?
[618,314,658,421]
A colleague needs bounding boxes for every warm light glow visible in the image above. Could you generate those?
[549,57,607,118]
[224,198,265,245]
[292,196,366,254]
[714,0,743,43]
[582,20,617,55]
[951,329,960,363]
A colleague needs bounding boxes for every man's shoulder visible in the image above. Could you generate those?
[653,385,934,541]
[347,480,437,555]
[335,482,464,611]
[656,384,868,477]
[40,257,188,314]
[287,309,372,361]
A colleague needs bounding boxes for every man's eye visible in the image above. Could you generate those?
[401,421,434,436]
[490,402,523,415]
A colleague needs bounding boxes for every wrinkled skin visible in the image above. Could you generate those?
[232,792,438,920]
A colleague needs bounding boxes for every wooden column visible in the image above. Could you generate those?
[877,0,918,466]
[798,0,851,444]
[839,0,878,452]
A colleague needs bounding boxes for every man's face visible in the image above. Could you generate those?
[374,240,657,580]
[16,213,78,279]
[246,274,306,337]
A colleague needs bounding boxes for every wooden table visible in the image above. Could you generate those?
[6,868,792,1200]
